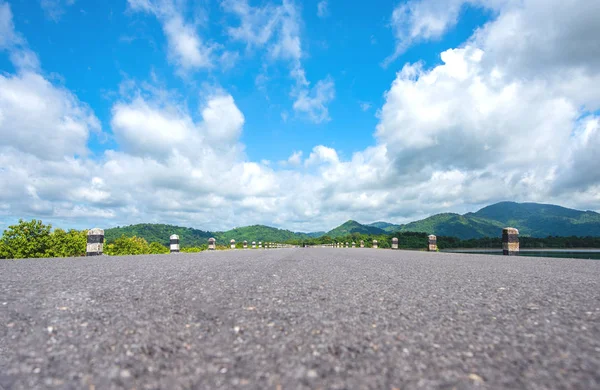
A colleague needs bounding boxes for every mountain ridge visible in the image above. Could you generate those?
[104,201,600,244]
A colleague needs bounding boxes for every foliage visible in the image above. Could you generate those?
[104,235,170,256]
[217,225,313,242]
[326,220,387,238]
[105,224,213,247]
[0,219,53,259]
[45,228,87,258]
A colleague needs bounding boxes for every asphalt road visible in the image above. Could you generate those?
[1,249,599,389]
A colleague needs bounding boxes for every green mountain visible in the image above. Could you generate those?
[468,202,600,237]
[398,213,503,239]
[104,202,600,245]
[105,224,213,247]
[105,223,312,247]
[396,202,600,239]
[217,225,311,243]
[367,221,403,232]
[326,220,386,238]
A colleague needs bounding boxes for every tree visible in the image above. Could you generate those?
[0,219,52,259]
[148,242,169,254]
[104,235,151,256]
[46,228,87,258]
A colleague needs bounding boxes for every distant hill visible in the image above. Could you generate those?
[468,202,600,237]
[105,202,600,244]
[217,225,311,243]
[367,221,403,232]
[326,220,386,238]
[105,224,213,247]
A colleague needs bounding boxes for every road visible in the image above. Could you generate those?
[1,249,599,389]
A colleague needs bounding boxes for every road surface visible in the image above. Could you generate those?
[1,249,599,389]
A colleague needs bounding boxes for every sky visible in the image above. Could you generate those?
[0,0,599,233]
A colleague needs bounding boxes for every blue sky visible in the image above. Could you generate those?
[1,0,599,232]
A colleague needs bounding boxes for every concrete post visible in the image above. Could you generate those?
[170,234,180,253]
[208,237,216,250]
[352,242,356,248]
[392,237,398,249]
[360,240,364,248]
[243,240,248,249]
[230,239,236,249]
[86,228,104,256]
[252,241,256,249]
[502,228,519,256]
[428,235,437,251]
[372,240,378,249]
[259,241,262,248]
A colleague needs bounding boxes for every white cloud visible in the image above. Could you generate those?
[128,0,217,71]
[292,77,335,123]
[317,1,329,18]
[40,0,76,21]
[360,102,372,112]
[2,0,600,234]
[305,145,339,166]
[223,0,336,123]
[383,0,508,67]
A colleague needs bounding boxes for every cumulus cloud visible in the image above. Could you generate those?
[383,0,507,66]
[2,0,600,233]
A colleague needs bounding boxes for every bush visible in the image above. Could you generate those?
[0,219,53,259]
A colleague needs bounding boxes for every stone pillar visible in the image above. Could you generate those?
[170,234,180,253]
[360,240,364,248]
[259,241,262,248]
[502,228,519,256]
[86,228,104,256]
[208,237,216,250]
[243,240,248,249]
[230,239,236,249]
[392,237,398,249]
[345,242,349,248]
[252,241,256,249]
[372,240,378,249]
[352,242,356,248]
[428,235,437,251]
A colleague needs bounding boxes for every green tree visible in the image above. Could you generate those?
[104,235,151,256]
[148,242,169,254]
[46,228,87,258]
[0,219,52,259]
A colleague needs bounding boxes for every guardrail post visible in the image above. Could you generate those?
[230,239,236,249]
[392,237,398,249]
[208,237,216,250]
[428,235,437,251]
[252,241,256,248]
[86,228,104,256]
[170,234,180,253]
[243,240,248,249]
[372,239,378,249]
[502,228,519,256]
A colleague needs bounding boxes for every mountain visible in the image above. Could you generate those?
[326,220,386,238]
[217,225,311,243]
[105,224,213,247]
[304,231,326,238]
[399,213,503,240]
[104,202,600,245]
[396,202,600,239]
[468,202,600,237]
[367,221,403,232]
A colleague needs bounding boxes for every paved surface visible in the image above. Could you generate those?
[1,249,600,389]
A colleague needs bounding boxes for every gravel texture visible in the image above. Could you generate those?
[1,248,599,389]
